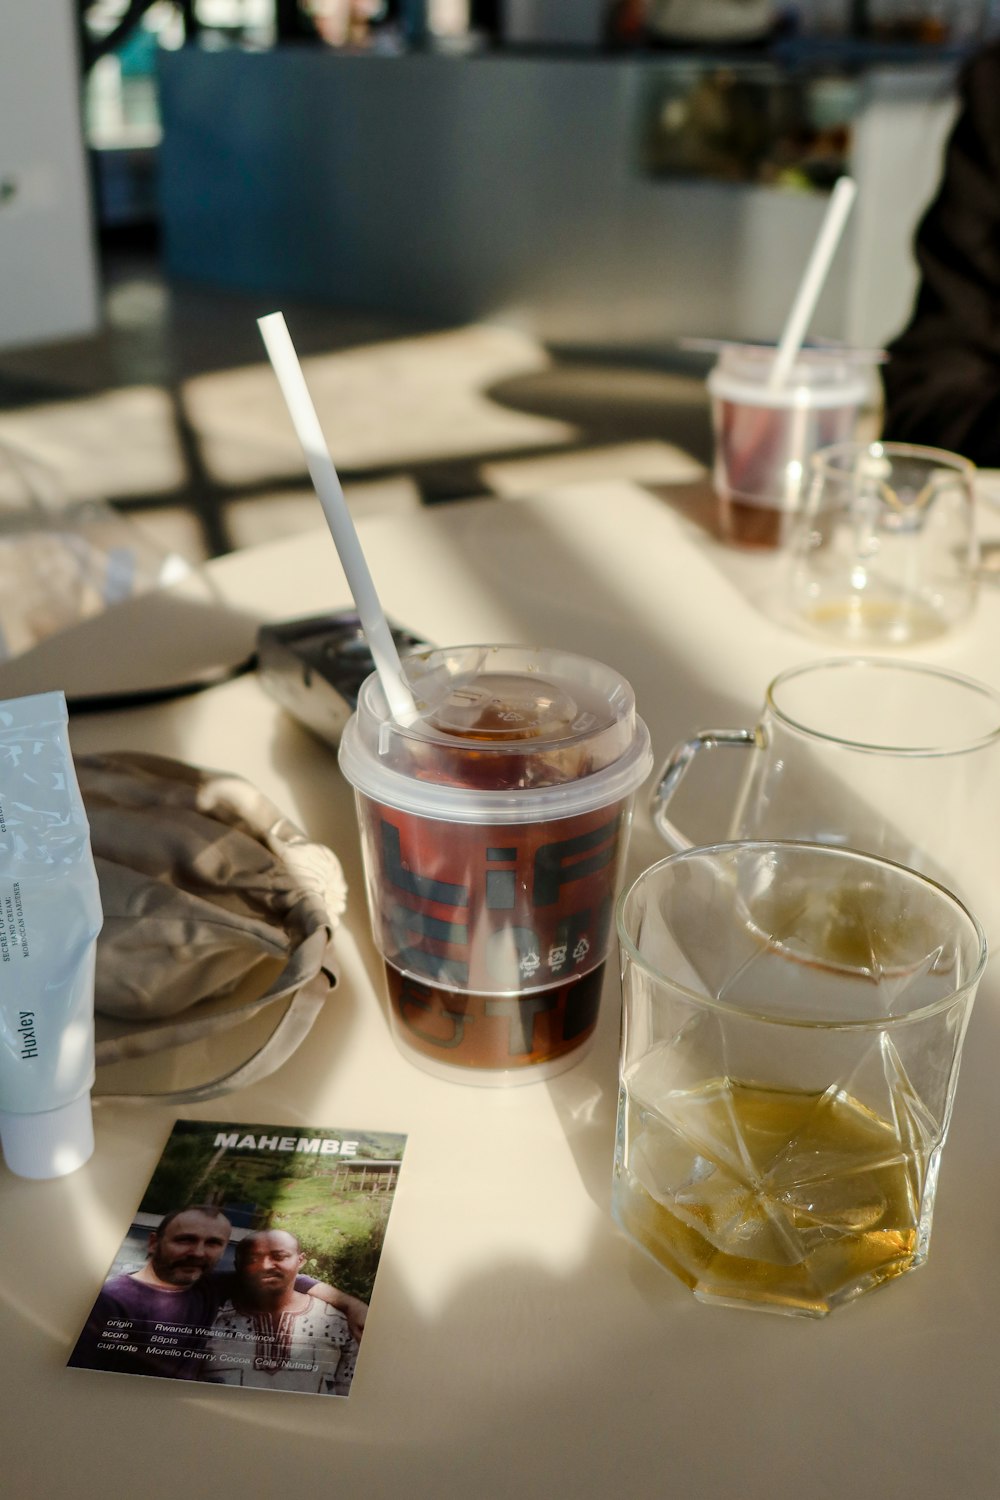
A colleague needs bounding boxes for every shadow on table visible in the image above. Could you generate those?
[116,1216,995,1500]
[485,362,714,472]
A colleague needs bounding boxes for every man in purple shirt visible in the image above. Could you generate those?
[68,1204,365,1381]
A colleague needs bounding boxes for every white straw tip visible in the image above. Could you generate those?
[255,307,418,725]
[767,177,858,391]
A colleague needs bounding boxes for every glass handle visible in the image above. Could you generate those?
[650,728,756,851]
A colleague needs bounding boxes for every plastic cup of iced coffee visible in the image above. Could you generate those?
[338,644,653,1085]
[708,344,870,548]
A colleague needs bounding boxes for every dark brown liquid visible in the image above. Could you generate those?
[373,668,626,1072]
[384,958,606,1071]
[713,391,862,550]
[408,671,616,791]
[718,496,790,549]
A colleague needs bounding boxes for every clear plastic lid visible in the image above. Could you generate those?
[338,644,653,823]
[708,343,871,409]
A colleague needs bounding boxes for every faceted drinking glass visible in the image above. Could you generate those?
[613,842,987,1318]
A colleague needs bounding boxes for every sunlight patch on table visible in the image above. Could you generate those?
[184,324,577,481]
[0,387,186,502]
[481,440,705,497]
[225,476,424,550]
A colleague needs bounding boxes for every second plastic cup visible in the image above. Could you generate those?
[338,644,653,1084]
[708,344,870,548]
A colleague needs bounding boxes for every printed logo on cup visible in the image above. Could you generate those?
[337,643,654,1081]
[361,799,628,1069]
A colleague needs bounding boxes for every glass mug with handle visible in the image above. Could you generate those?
[651,657,1000,938]
[786,441,978,646]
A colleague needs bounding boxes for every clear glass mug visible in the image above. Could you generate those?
[786,441,978,645]
[613,842,987,1317]
[651,657,1000,937]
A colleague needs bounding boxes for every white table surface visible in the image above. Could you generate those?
[4,480,1000,1499]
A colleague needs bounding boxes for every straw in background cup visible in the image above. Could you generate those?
[704,175,860,549]
[768,176,858,391]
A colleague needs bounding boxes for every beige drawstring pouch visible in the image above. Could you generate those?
[78,752,347,1106]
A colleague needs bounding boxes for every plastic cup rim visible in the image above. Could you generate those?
[339,710,653,824]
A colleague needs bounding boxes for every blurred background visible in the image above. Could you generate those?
[0,0,992,566]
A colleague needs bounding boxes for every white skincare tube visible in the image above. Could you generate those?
[0,691,103,1178]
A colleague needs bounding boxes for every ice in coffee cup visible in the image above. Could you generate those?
[338,644,653,1084]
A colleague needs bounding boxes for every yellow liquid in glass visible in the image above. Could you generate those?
[614,1074,931,1317]
[806,596,946,646]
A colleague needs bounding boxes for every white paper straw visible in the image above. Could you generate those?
[768,176,858,390]
[258,311,417,723]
